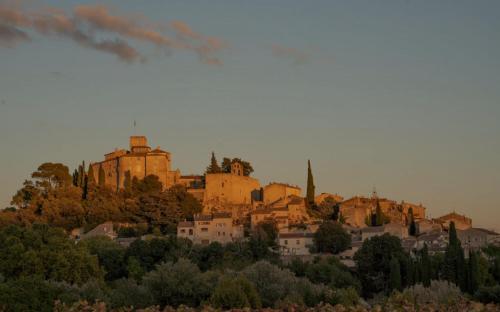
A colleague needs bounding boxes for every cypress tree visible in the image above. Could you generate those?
[77,165,83,187]
[375,200,384,226]
[467,250,480,294]
[82,175,88,200]
[87,164,95,185]
[389,256,402,292]
[72,169,79,187]
[98,165,105,187]
[206,152,221,174]
[408,207,417,236]
[306,160,315,208]
[124,170,132,192]
[420,243,431,287]
[443,221,467,291]
[80,161,85,187]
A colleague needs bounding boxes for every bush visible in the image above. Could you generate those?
[474,285,500,304]
[142,258,216,307]
[401,280,463,306]
[108,278,152,309]
[325,286,360,307]
[210,276,261,309]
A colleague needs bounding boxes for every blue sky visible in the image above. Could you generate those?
[1,0,499,230]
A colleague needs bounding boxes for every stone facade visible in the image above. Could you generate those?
[203,171,261,214]
[91,136,180,191]
[263,183,301,205]
[436,212,472,230]
[177,212,244,245]
[278,232,314,256]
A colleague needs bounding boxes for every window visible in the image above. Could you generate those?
[296,240,300,245]
[180,229,185,233]
[201,228,208,232]
[284,240,288,245]
[223,232,225,236]
[218,232,220,236]
[189,229,193,235]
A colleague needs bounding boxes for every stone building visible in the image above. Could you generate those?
[278,232,314,256]
[436,212,472,230]
[177,212,244,245]
[263,183,301,205]
[91,136,180,191]
[203,161,261,215]
[339,194,426,228]
[458,228,500,253]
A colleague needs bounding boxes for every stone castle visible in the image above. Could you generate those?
[91,136,181,191]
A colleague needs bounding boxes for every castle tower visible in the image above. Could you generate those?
[231,161,244,176]
[130,136,151,153]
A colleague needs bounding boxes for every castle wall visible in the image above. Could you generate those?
[119,155,146,187]
[204,173,261,208]
[263,183,301,205]
[91,159,119,190]
[145,154,170,188]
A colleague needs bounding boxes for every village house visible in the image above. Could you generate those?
[278,232,314,256]
[177,212,244,245]
[458,228,500,253]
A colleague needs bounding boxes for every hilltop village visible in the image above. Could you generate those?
[87,136,500,262]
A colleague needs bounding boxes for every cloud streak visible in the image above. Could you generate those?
[0,23,29,46]
[0,4,225,64]
[271,44,310,65]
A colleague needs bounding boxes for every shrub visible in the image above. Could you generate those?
[401,280,463,306]
[474,285,500,304]
[210,276,261,309]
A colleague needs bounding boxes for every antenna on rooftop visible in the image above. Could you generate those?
[133,119,136,135]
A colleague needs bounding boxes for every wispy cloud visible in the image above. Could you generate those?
[0,4,226,64]
[271,44,310,65]
[0,23,29,47]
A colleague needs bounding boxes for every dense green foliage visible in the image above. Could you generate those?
[1,163,500,310]
[313,221,351,254]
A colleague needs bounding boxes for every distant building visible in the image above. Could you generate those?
[278,232,314,256]
[177,212,244,245]
[91,136,180,191]
[436,212,472,230]
[250,195,311,232]
[458,228,500,253]
[361,223,409,241]
[263,183,301,205]
[203,161,261,216]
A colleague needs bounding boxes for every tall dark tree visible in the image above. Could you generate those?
[123,170,132,193]
[82,175,88,200]
[408,207,417,236]
[467,250,480,294]
[80,161,86,187]
[306,160,315,208]
[389,256,402,292]
[72,169,79,187]
[98,165,106,187]
[87,164,95,186]
[221,157,232,173]
[375,200,384,226]
[420,243,431,287]
[443,221,467,291]
[206,152,221,174]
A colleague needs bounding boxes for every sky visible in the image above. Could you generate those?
[1,0,499,230]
